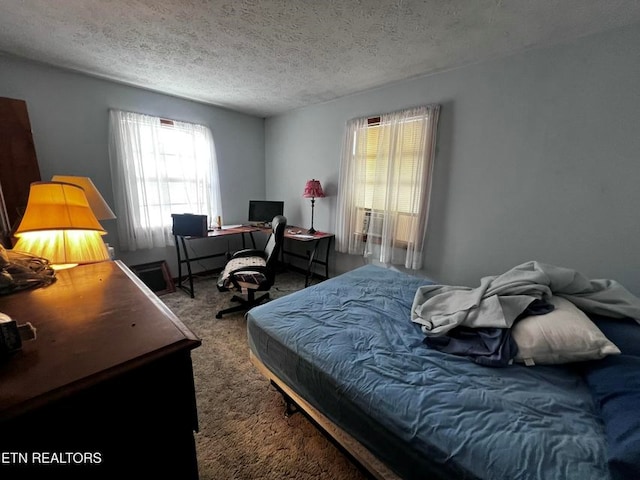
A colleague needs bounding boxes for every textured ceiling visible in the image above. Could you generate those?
[1,1,640,117]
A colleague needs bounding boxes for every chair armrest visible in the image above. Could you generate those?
[232,249,267,259]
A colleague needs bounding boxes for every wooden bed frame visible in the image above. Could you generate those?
[249,350,401,480]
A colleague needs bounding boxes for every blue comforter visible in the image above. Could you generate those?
[247,265,610,479]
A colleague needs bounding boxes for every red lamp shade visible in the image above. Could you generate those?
[302,179,324,234]
[303,179,325,199]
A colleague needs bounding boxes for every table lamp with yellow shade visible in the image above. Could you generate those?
[12,181,110,270]
[50,175,116,221]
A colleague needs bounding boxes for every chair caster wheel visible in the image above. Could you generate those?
[216,312,222,319]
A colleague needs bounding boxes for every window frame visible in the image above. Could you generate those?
[351,115,424,247]
[108,109,222,251]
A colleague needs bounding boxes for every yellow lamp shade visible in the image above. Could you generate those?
[13,230,109,269]
[15,181,106,234]
[51,175,116,220]
[13,182,109,268]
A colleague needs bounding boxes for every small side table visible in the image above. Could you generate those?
[281,227,334,287]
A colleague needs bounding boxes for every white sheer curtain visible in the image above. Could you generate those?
[335,105,440,270]
[108,109,222,251]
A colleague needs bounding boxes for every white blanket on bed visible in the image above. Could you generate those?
[411,261,640,335]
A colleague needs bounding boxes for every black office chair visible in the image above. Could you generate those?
[215,215,287,319]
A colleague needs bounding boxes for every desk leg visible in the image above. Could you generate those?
[175,235,183,282]
[281,235,332,287]
[324,236,333,280]
[180,236,195,298]
[243,232,257,250]
[305,240,320,288]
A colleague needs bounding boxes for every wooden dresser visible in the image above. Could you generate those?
[0,260,201,479]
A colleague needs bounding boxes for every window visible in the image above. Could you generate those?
[108,110,222,251]
[336,105,440,270]
[353,116,429,244]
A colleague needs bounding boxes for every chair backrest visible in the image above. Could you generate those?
[263,215,287,283]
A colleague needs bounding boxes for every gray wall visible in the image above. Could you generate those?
[0,54,265,274]
[265,23,640,295]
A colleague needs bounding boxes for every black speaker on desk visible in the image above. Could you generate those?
[172,213,208,237]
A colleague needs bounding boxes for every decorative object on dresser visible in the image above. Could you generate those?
[12,181,110,269]
[302,179,324,234]
[0,311,36,358]
[50,175,116,221]
[0,244,55,295]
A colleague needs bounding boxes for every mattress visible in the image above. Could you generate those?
[247,265,610,480]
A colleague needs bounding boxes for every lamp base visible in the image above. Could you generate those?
[308,227,316,235]
[51,263,79,270]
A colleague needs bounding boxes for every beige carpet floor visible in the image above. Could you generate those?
[161,271,368,480]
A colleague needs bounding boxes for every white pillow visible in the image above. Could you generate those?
[512,296,621,366]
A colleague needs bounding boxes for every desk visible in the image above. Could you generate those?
[0,261,201,479]
[174,225,259,298]
[282,227,334,287]
[174,225,334,295]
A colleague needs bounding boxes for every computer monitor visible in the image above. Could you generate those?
[248,200,284,225]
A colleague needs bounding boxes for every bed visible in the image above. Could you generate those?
[246,264,640,480]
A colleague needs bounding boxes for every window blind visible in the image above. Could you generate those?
[355,116,427,215]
